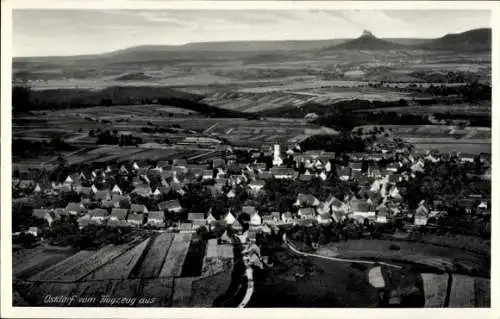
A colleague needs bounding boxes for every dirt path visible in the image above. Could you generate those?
[283,234,402,269]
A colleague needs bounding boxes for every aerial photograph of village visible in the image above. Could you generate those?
[9,8,491,308]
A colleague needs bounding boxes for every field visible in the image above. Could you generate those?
[316,239,489,276]
[354,124,491,154]
[421,273,449,307]
[135,233,175,278]
[247,247,380,307]
[13,232,234,307]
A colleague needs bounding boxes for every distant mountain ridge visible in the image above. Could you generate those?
[417,28,491,51]
[13,28,490,65]
[324,30,407,51]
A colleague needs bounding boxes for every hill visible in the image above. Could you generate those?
[418,28,491,52]
[324,30,407,51]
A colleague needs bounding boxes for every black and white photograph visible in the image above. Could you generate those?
[1,0,497,316]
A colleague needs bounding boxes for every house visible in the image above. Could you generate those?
[179,222,195,233]
[337,166,351,181]
[18,179,35,189]
[294,194,320,207]
[66,202,85,215]
[349,200,376,222]
[32,209,56,226]
[460,153,476,163]
[202,170,214,180]
[414,202,430,226]
[226,188,236,198]
[111,194,130,208]
[317,212,332,225]
[188,213,205,221]
[458,198,475,214]
[224,211,236,225]
[76,186,92,197]
[250,212,262,226]
[262,215,278,225]
[127,213,144,227]
[281,212,294,224]
[231,219,243,232]
[298,207,316,220]
[349,162,363,172]
[376,203,389,224]
[147,211,165,227]
[109,208,129,226]
[212,158,226,169]
[132,185,153,197]
[248,180,266,193]
[242,206,257,216]
[27,226,39,237]
[206,212,217,224]
[270,167,297,179]
[152,188,162,197]
[258,171,273,180]
[331,198,348,215]
[385,163,399,173]
[94,190,111,202]
[54,208,69,218]
[89,208,109,224]
[111,184,123,195]
[158,200,182,213]
[130,204,148,214]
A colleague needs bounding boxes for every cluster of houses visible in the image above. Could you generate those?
[15,141,491,238]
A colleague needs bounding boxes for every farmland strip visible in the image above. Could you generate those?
[29,250,95,282]
[159,234,192,278]
[421,273,448,307]
[136,233,175,278]
[81,238,151,280]
[50,243,137,282]
[449,274,476,307]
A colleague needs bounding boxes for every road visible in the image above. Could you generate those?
[283,234,402,269]
[237,267,254,308]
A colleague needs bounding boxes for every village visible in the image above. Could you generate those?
[12,131,491,252]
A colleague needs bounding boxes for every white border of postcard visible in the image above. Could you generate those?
[1,1,499,318]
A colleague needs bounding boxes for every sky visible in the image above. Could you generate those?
[12,9,491,57]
